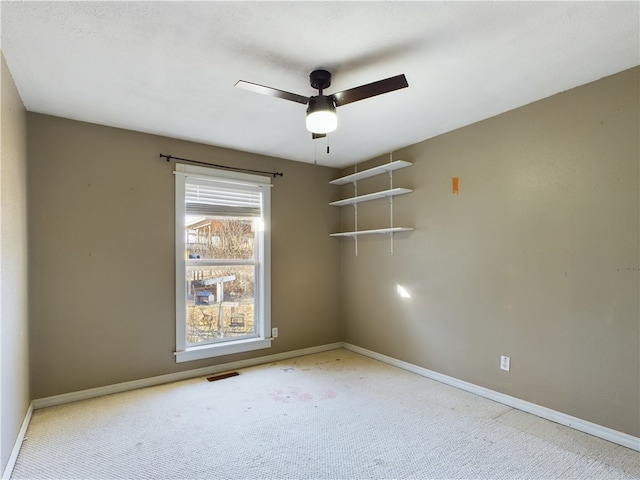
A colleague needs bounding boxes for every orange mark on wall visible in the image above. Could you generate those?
[452,177,459,195]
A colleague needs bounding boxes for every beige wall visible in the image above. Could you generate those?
[27,114,341,399]
[340,67,639,436]
[0,52,30,472]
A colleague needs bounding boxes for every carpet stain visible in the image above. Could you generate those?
[270,388,333,402]
[321,389,337,400]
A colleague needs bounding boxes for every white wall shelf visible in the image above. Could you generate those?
[329,187,412,207]
[329,157,413,255]
[329,227,414,238]
[330,160,412,185]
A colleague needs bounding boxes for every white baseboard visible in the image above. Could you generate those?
[343,343,640,452]
[33,342,343,409]
[1,401,33,480]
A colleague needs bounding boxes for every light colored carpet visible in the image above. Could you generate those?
[11,349,639,479]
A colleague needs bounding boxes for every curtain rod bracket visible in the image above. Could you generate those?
[159,153,283,178]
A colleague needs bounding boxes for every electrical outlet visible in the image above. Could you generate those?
[500,355,510,371]
[272,327,278,338]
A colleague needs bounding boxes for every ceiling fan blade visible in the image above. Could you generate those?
[235,80,308,105]
[332,74,408,107]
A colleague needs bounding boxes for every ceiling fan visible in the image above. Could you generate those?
[235,69,408,139]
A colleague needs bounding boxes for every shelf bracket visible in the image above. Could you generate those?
[354,167,358,256]
[389,162,394,255]
[353,203,358,256]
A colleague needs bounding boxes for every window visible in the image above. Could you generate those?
[175,164,271,362]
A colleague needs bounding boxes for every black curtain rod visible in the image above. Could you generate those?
[160,154,283,178]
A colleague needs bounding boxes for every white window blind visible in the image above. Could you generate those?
[185,182,262,217]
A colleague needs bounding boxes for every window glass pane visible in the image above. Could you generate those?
[186,217,256,261]
[185,264,255,344]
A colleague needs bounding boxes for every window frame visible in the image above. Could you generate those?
[174,164,271,362]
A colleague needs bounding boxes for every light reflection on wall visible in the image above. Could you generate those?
[397,284,411,298]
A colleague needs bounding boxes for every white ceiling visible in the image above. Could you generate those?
[1,1,638,169]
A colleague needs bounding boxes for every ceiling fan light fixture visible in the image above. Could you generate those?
[306,96,337,134]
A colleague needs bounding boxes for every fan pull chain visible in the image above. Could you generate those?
[313,138,318,165]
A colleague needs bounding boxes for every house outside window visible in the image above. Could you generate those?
[174,164,271,362]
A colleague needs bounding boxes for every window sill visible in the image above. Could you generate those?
[175,337,272,363]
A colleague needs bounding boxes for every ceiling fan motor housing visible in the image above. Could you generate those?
[309,69,332,91]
